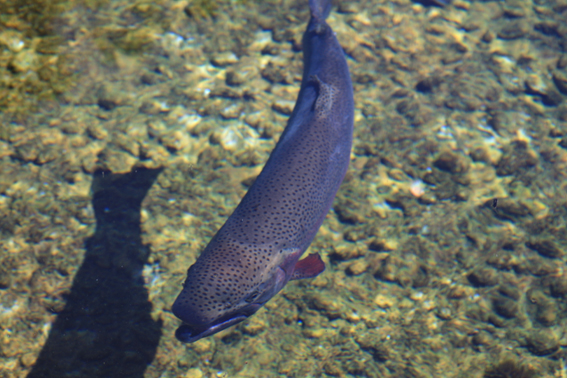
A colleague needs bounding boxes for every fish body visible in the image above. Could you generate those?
[172,0,354,343]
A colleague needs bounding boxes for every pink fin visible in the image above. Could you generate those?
[290,253,325,280]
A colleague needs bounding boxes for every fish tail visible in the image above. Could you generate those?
[309,0,332,21]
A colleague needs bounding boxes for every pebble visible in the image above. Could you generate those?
[526,329,559,356]
[161,129,190,151]
[9,49,36,72]
[184,368,203,378]
[211,52,238,67]
[434,151,469,174]
[20,352,36,367]
[498,21,529,39]
[272,100,295,115]
[553,70,567,94]
[220,103,243,119]
[467,268,499,287]
[347,259,369,275]
[526,240,564,258]
[374,294,395,309]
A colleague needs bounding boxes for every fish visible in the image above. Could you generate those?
[172,0,354,343]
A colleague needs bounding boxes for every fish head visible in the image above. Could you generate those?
[172,245,301,343]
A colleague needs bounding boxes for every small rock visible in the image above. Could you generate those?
[437,307,452,320]
[496,140,538,176]
[312,294,342,319]
[97,84,123,111]
[526,240,563,258]
[20,352,36,367]
[526,330,559,356]
[272,100,294,115]
[472,331,492,347]
[553,70,567,94]
[347,259,369,275]
[491,197,531,219]
[261,43,280,56]
[226,62,259,86]
[185,368,203,378]
[534,21,560,36]
[0,266,11,288]
[434,151,469,174]
[243,316,266,336]
[525,74,548,96]
[415,76,442,93]
[331,244,365,260]
[338,2,359,13]
[549,275,567,297]
[161,129,190,152]
[498,21,529,40]
[87,123,108,140]
[211,52,238,67]
[374,294,395,309]
[262,61,292,84]
[468,268,499,287]
[503,5,526,18]
[482,30,495,43]
[492,295,518,318]
[8,49,36,72]
[98,149,138,174]
[220,103,243,119]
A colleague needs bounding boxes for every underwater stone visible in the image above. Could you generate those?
[548,275,567,297]
[496,140,538,176]
[312,294,343,319]
[272,100,295,115]
[481,30,495,43]
[468,268,499,287]
[161,129,190,152]
[0,265,11,288]
[8,49,37,73]
[536,302,557,326]
[87,123,109,140]
[220,103,243,119]
[211,52,238,67]
[242,316,266,336]
[526,240,563,258]
[184,368,204,378]
[498,284,521,300]
[434,151,469,174]
[472,331,492,347]
[347,259,369,275]
[261,43,280,56]
[491,198,531,219]
[492,295,518,318]
[553,70,567,95]
[226,61,259,86]
[338,2,359,13]
[526,329,559,356]
[497,21,529,40]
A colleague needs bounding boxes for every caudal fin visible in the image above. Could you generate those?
[309,0,332,21]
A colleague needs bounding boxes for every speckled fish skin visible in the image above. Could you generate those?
[172,0,354,343]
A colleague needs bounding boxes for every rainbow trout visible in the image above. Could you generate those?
[172,0,354,343]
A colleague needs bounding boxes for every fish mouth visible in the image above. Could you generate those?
[175,304,262,343]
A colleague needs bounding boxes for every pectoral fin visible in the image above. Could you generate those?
[309,75,336,118]
[290,253,325,280]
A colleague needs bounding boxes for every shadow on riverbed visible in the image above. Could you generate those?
[28,167,163,378]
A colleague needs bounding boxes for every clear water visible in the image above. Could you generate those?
[0,0,566,377]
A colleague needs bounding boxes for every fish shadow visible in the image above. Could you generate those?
[28,167,163,378]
